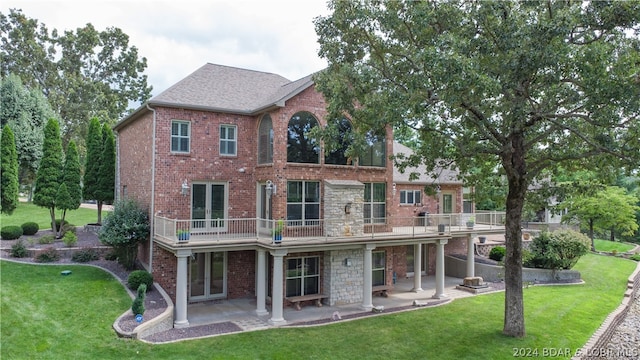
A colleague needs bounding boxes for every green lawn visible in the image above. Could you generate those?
[0,202,106,230]
[593,238,636,253]
[1,254,636,359]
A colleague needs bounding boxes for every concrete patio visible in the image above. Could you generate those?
[185,274,502,331]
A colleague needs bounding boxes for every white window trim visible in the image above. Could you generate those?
[400,190,422,205]
[171,120,191,153]
[220,124,237,156]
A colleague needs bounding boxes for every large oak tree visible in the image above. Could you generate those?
[314,1,640,337]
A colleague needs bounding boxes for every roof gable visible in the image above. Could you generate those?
[393,141,462,185]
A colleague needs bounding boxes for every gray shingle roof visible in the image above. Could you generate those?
[149,63,315,114]
[393,142,462,185]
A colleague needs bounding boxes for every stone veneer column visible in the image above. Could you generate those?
[269,249,288,325]
[433,239,449,299]
[467,234,476,278]
[256,249,268,316]
[362,243,376,310]
[412,243,423,292]
[174,249,192,328]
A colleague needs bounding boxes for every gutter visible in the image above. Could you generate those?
[147,103,157,273]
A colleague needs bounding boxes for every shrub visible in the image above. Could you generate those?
[21,222,39,235]
[127,270,153,291]
[35,247,60,263]
[528,229,590,270]
[489,246,506,262]
[131,283,147,315]
[104,251,118,261]
[54,219,69,232]
[38,234,55,244]
[71,249,99,262]
[630,254,640,261]
[10,240,28,258]
[1,225,23,240]
[62,231,78,247]
[99,199,150,270]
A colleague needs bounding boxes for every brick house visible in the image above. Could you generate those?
[114,63,503,327]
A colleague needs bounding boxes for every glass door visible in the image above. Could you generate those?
[406,245,428,277]
[257,183,272,234]
[190,252,226,300]
[192,182,227,232]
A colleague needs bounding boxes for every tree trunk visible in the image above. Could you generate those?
[501,134,527,338]
[589,219,595,251]
[49,207,56,236]
[610,226,615,242]
[97,201,103,225]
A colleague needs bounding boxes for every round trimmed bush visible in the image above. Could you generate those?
[127,270,153,292]
[21,222,39,235]
[62,231,77,247]
[489,246,506,262]
[1,225,23,240]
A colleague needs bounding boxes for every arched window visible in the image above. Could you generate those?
[287,112,320,163]
[360,131,386,167]
[258,114,273,164]
[324,118,353,165]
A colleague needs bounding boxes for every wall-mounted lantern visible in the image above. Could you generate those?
[266,180,276,197]
[344,202,352,214]
[181,179,189,196]
[344,258,352,267]
[392,182,397,196]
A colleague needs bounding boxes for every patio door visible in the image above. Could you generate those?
[406,244,428,277]
[192,182,227,232]
[257,183,273,234]
[190,252,226,300]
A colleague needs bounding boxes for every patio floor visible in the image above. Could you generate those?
[185,275,503,331]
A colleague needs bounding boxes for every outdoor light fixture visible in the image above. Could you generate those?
[344,202,352,214]
[181,179,189,196]
[266,180,276,197]
[436,184,441,194]
[344,258,352,267]
[392,182,397,196]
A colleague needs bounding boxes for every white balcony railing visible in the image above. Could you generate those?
[154,212,506,245]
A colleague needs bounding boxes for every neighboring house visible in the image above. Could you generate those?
[114,63,503,328]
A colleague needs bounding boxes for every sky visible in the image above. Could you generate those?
[2,0,331,97]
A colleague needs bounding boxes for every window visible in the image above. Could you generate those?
[324,118,353,165]
[287,181,320,225]
[258,114,273,164]
[400,190,421,205]
[220,125,237,156]
[286,256,320,297]
[359,131,385,167]
[463,187,473,213]
[287,111,320,163]
[171,120,190,153]
[364,183,386,224]
[372,251,386,286]
[442,193,453,214]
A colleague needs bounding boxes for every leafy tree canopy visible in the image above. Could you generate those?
[314,0,640,337]
[0,9,152,147]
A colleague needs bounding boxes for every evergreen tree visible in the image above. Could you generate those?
[96,123,115,224]
[33,119,63,231]
[1,125,19,214]
[83,117,102,220]
[56,141,81,237]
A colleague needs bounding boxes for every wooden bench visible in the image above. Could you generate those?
[372,285,393,297]
[286,294,328,311]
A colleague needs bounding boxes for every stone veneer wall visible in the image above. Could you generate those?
[324,248,364,306]
[324,180,365,237]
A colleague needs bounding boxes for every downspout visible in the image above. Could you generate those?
[147,104,157,273]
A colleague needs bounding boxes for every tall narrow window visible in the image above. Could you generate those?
[359,131,385,167]
[287,112,320,163]
[220,125,237,156]
[442,193,453,214]
[372,251,386,286]
[287,181,320,225]
[258,114,273,164]
[171,120,190,153]
[364,183,386,224]
[325,118,353,165]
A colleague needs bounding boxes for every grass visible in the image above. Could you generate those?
[0,253,636,359]
[593,238,636,253]
[0,202,106,230]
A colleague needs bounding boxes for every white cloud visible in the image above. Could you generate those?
[2,0,330,95]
